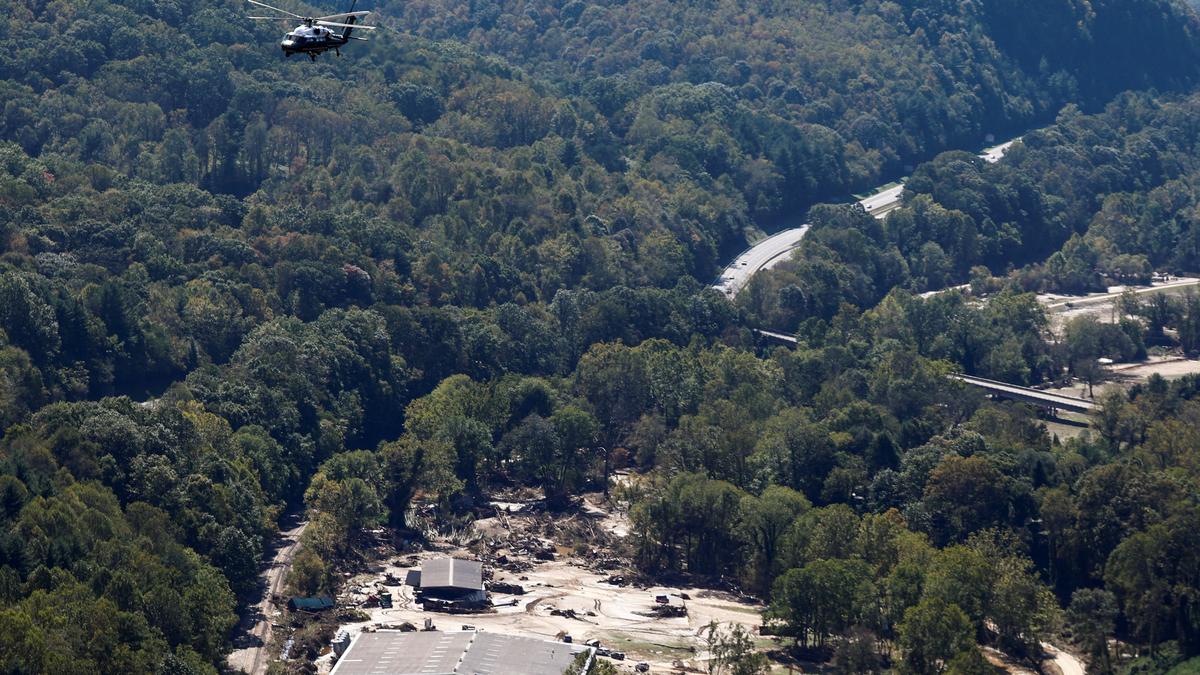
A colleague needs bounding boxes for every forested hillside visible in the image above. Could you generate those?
[746,91,1200,349]
[390,0,1200,207]
[3,0,1200,671]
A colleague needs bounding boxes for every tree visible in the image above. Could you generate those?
[922,546,992,629]
[835,627,883,674]
[0,273,60,365]
[921,456,1010,545]
[944,648,998,675]
[769,559,875,648]
[304,463,385,555]
[287,548,335,597]
[738,486,811,595]
[207,526,262,598]
[752,409,836,502]
[0,608,47,674]
[1067,589,1117,673]
[181,563,238,663]
[631,474,746,575]
[898,598,974,675]
[435,415,494,496]
[380,438,425,529]
[987,555,1059,656]
[549,406,598,498]
[703,621,770,675]
[502,414,562,502]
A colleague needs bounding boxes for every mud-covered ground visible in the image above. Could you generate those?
[315,489,769,674]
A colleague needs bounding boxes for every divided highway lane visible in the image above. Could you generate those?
[713,225,812,296]
[714,138,1020,297]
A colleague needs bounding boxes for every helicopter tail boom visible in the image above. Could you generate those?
[340,0,358,41]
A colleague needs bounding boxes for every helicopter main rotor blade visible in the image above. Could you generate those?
[247,15,298,19]
[314,10,370,20]
[316,19,376,29]
[246,0,305,19]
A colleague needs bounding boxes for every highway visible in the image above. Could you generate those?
[712,226,811,295]
[754,328,800,344]
[859,183,905,218]
[1043,276,1200,310]
[714,138,1020,297]
[980,139,1017,163]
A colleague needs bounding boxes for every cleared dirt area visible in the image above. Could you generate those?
[1031,355,1200,442]
[1108,356,1200,381]
[1040,277,1200,333]
[315,494,768,674]
[1029,278,1200,437]
[1040,355,1200,402]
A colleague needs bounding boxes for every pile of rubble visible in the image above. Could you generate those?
[486,580,526,595]
[469,503,632,582]
[474,533,560,573]
[635,594,689,618]
[342,580,397,610]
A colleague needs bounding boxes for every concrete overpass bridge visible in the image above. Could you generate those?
[948,374,1096,414]
[754,330,1097,414]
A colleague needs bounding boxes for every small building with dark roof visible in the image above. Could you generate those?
[288,596,335,612]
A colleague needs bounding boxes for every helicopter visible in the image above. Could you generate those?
[247,0,376,60]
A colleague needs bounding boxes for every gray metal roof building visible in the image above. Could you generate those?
[329,630,590,675]
[419,558,484,592]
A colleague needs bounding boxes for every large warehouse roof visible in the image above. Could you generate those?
[420,557,483,591]
[329,630,589,675]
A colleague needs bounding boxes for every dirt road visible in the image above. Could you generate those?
[227,514,309,675]
[1043,642,1086,675]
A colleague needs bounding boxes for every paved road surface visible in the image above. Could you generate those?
[714,138,1020,297]
[950,374,1096,413]
[1044,277,1200,310]
[712,226,812,296]
[980,139,1018,163]
[860,183,905,218]
[227,515,309,675]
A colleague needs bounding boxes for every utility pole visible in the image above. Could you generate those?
[598,446,609,498]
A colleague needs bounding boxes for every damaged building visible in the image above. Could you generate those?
[406,558,489,611]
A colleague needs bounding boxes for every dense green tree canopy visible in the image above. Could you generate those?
[4,0,1200,670]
